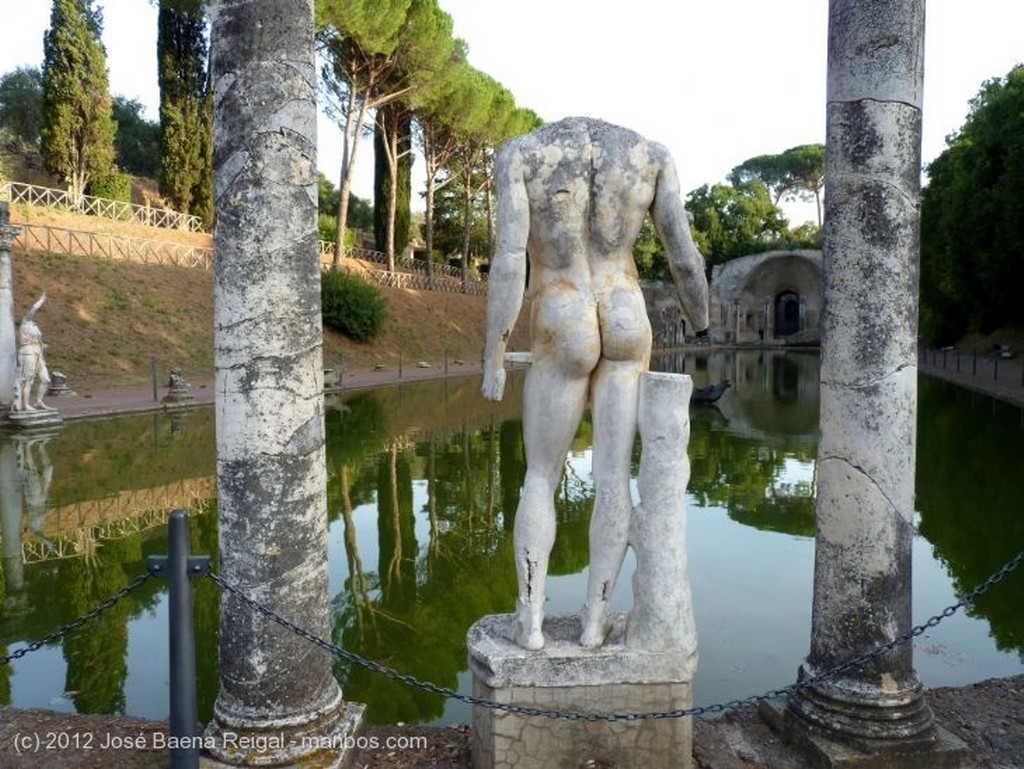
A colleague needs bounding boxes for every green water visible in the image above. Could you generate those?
[0,351,1021,725]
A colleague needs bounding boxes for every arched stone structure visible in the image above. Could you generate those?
[708,250,822,345]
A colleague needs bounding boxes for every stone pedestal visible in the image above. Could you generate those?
[469,613,694,769]
[2,407,63,431]
[760,698,966,769]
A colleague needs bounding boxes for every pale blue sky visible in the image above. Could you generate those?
[3,1,1023,224]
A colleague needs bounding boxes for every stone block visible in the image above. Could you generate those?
[469,613,694,769]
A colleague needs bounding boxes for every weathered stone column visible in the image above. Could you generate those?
[780,2,964,765]
[206,0,362,764]
[0,203,19,411]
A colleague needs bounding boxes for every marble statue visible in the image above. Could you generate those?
[482,117,709,650]
[14,294,52,412]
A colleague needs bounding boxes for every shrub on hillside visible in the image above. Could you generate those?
[87,171,132,203]
[321,268,386,342]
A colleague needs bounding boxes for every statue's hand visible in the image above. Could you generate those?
[481,363,506,402]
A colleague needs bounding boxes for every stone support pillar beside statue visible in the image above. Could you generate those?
[1,203,20,414]
[469,372,697,769]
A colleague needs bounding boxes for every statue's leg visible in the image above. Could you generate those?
[579,358,644,647]
[33,362,51,409]
[513,359,589,650]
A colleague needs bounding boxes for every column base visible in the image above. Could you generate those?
[760,697,968,769]
[203,685,365,767]
[468,613,695,769]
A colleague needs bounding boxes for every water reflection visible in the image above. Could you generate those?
[0,355,1021,726]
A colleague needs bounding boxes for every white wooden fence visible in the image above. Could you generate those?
[15,221,214,269]
[0,180,206,232]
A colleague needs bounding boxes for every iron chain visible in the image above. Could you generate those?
[0,572,153,666]
[208,547,1024,723]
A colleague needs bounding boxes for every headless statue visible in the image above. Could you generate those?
[481,117,709,650]
[15,294,51,412]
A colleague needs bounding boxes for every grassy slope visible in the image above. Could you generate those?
[7,203,529,388]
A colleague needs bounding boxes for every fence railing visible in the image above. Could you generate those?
[15,221,214,269]
[8,200,486,293]
[920,345,1024,389]
[318,240,486,286]
[0,179,206,233]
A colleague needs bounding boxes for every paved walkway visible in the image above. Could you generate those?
[918,346,1024,409]
[49,360,486,421]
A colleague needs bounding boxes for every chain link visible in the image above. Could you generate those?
[1,572,153,666]
[207,546,1024,722]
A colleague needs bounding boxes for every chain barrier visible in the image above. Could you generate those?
[207,547,1024,723]
[0,572,153,666]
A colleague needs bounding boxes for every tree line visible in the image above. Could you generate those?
[920,64,1024,345]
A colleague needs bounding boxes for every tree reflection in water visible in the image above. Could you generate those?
[0,358,1021,726]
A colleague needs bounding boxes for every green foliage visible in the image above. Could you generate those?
[157,0,211,221]
[87,170,132,202]
[632,214,669,279]
[111,96,159,177]
[0,66,44,145]
[374,105,412,254]
[321,268,387,341]
[685,180,790,266]
[319,212,339,245]
[40,0,117,200]
[731,144,825,225]
[430,175,488,258]
[318,171,340,216]
[920,65,1024,343]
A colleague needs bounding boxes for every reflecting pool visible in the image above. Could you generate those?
[0,351,1021,726]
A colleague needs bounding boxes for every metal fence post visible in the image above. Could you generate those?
[151,358,159,402]
[148,510,210,769]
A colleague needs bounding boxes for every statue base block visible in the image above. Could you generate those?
[468,613,694,769]
[2,408,63,431]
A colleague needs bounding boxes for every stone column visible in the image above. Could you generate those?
[780,2,964,765]
[0,441,24,592]
[0,203,19,411]
[205,0,362,764]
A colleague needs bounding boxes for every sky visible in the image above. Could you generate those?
[2,0,1023,225]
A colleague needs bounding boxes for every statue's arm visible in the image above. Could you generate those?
[482,143,529,402]
[650,152,709,334]
[22,293,46,323]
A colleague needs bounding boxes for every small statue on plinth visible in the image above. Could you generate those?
[162,367,196,406]
[14,294,53,413]
[6,293,63,429]
[46,371,77,398]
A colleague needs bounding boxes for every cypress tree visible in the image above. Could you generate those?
[40,0,116,202]
[157,0,211,220]
[373,105,412,256]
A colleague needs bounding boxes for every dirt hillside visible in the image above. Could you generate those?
[6,203,529,388]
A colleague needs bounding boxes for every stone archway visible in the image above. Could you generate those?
[775,291,801,336]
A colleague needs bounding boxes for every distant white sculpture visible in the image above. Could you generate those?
[482,117,709,650]
[14,294,52,412]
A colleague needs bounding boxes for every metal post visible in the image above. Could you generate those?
[956,350,960,372]
[994,355,999,380]
[399,351,403,380]
[147,510,210,769]
[152,358,159,402]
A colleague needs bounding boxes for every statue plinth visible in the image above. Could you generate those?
[468,613,694,769]
[2,406,63,431]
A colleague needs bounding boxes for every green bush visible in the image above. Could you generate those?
[87,172,132,203]
[321,268,386,342]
